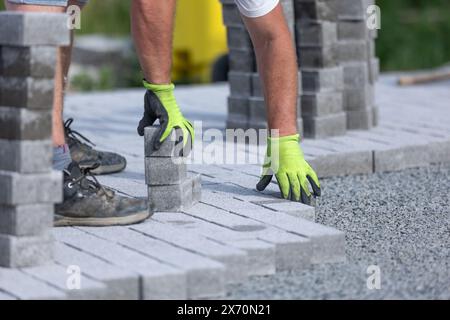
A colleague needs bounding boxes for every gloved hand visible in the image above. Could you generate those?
[137,81,194,152]
[256,134,321,204]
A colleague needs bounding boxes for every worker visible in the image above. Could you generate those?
[4,0,320,227]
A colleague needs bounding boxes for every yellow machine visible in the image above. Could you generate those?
[172,0,228,83]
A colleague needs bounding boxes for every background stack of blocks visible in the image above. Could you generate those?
[222,0,380,138]
[144,127,201,213]
[294,0,346,138]
[221,0,304,136]
[0,12,69,267]
[337,0,379,129]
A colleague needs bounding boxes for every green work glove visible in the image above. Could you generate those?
[256,134,321,204]
[137,80,194,152]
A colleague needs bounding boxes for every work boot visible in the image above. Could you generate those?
[64,118,127,175]
[55,162,150,227]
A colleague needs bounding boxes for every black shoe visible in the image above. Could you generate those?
[55,162,150,227]
[64,118,127,175]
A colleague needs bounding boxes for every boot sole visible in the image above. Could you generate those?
[54,210,151,227]
[90,163,127,175]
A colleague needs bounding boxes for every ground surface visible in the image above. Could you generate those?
[1,75,449,300]
[227,164,450,299]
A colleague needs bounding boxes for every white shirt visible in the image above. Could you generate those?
[234,0,279,18]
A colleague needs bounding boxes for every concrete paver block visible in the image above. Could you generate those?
[23,264,109,300]
[54,242,140,300]
[0,139,52,173]
[79,226,226,299]
[0,77,54,110]
[0,267,66,299]
[0,107,52,140]
[145,157,187,185]
[0,233,53,268]
[0,45,56,78]
[144,127,184,158]
[53,227,187,300]
[0,170,62,205]
[0,204,53,236]
[131,221,249,284]
[302,112,347,139]
[0,12,70,46]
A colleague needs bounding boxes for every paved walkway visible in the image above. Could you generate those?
[0,75,449,299]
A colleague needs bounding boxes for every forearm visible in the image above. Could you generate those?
[131,0,176,84]
[242,4,298,137]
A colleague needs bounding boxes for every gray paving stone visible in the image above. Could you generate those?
[257,201,316,221]
[296,20,337,47]
[302,66,343,92]
[369,58,380,83]
[0,268,66,300]
[53,227,187,300]
[0,46,56,78]
[337,0,371,20]
[308,149,373,178]
[0,12,70,46]
[337,20,368,40]
[0,170,62,205]
[79,226,226,299]
[0,233,53,268]
[226,26,252,51]
[298,45,338,68]
[148,174,199,212]
[23,264,109,300]
[183,202,267,232]
[153,211,313,272]
[131,221,249,284]
[192,174,202,203]
[294,0,338,21]
[54,242,140,300]
[0,139,52,173]
[224,239,276,276]
[145,157,187,185]
[228,95,250,118]
[248,97,266,121]
[342,62,369,87]
[343,85,374,111]
[229,49,256,72]
[0,204,53,236]
[346,108,374,130]
[229,71,252,97]
[200,192,345,264]
[337,40,368,62]
[301,91,343,117]
[0,77,54,110]
[0,107,52,140]
[144,127,184,157]
[374,139,450,173]
[221,3,244,27]
[302,112,347,139]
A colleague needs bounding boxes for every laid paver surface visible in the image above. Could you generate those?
[0,76,449,299]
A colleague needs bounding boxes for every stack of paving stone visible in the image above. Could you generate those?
[221,0,304,135]
[144,127,201,213]
[0,12,69,267]
[337,0,379,129]
[294,0,347,139]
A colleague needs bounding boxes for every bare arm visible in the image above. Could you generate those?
[241,3,298,137]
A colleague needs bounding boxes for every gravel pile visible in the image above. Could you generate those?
[227,164,450,299]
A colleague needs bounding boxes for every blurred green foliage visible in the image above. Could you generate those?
[377,0,450,70]
[1,0,449,71]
